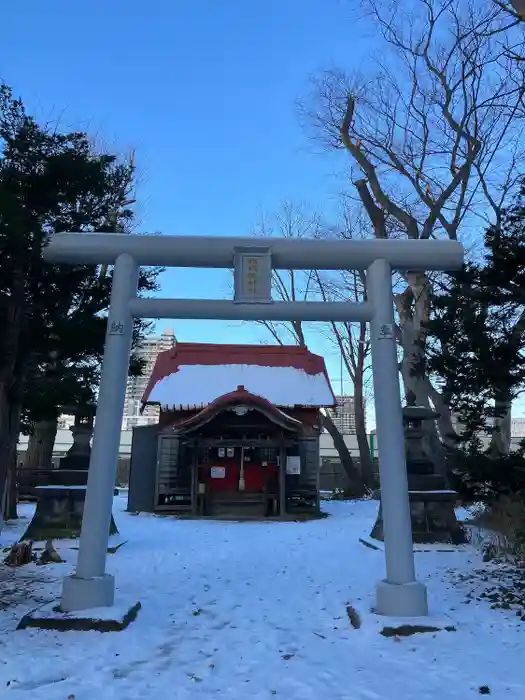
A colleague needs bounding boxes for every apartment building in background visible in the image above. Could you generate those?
[327,395,359,435]
[123,328,177,429]
[511,417,525,438]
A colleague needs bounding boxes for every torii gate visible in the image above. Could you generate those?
[43,233,463,619]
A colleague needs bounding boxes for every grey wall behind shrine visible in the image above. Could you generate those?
[127,424,160,512]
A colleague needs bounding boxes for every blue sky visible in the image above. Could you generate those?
[6,2,520,422]
[1,0,375,393]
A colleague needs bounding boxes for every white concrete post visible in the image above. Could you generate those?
[367,259,428,617]
[61,253,139,612]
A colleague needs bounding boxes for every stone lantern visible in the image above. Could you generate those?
[59,405,97,473]
[370,404,466,544]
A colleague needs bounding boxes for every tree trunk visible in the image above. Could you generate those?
[509,0,525,22]
[0,280,25,525]
[0,389,22,523]
[424,378,459,451]
[24,418,59,470]
[353,378,375,488]
[321,412,366,497]
[6,460,18,520]
[4,540,33,567]
[0,387,14,523]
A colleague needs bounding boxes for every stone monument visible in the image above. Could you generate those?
[60,408,95,470]
[47,405,96,486]
[371,402,466,544]
[23,405,118,540]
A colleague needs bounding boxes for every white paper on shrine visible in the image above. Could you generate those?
[286,456,301,475]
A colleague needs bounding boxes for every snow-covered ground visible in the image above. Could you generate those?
[0,496,523,700]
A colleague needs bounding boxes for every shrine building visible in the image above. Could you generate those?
[127,342,336,518]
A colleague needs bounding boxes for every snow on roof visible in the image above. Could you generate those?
[149,365,334,409]
[143,342,336,409]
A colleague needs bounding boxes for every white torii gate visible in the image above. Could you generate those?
[43,233,463,619]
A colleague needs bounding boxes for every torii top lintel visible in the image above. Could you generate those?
[43,233,464,271]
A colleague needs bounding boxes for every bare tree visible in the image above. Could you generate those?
[253,202,374,494]
[301,0,525,460]
[312,204,375,485]
[313,270,374,486]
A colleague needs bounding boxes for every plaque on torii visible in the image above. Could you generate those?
[233,246,273,304]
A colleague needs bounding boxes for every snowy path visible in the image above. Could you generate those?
[0,497,523,700]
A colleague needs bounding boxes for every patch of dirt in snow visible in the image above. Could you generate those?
[0,507,64,626]
[0,568,55,611]
[452,563,525,619]
[0,498,523,700]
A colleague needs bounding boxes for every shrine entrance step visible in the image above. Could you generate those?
[207,491,267,518]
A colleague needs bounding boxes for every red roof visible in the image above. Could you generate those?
[142,342,335,405]
[169,386,302,432]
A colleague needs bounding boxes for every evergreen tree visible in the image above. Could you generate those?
[20,301,152,472]
[425,187,525,501]
[0,84,159,517]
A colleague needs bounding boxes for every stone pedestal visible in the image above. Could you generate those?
[371,405,466,545]
[22,486,118,541]
[371,488,466,544]
[18,597,141,632]
[22,405,118,540]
